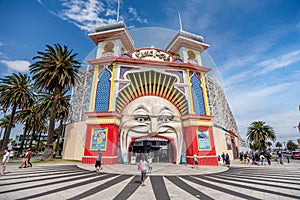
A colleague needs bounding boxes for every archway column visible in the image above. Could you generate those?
[82,111,121,165]
[182,114,218,166]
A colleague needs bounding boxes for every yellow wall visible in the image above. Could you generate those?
[62,121,86,161]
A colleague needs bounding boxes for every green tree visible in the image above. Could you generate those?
[286,140,297,151]
[29,44,80,146]
[0,73,33,151]
[14,100,42,153]
[246,121,276,153]
[0,115,15,148]
[275,142,282,149]
[266,141,272,150]
[38,89,70,157]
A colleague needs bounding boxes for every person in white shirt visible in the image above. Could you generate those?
[1,148,10,176]
[147,156,153,174]
[140,159,148,186]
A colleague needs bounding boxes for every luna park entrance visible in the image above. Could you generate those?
[129,138,174,164]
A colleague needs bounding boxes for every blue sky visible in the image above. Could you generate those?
[0,0,300,145]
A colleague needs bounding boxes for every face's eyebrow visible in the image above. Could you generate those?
[158,106,173,115]
[133,105,149,114]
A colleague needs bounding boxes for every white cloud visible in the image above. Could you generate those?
[54,0,147,33]
[128,7,148,23]
[256,50,300,74]
[0,60,31,72]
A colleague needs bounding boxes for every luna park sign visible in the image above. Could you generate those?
[131,48,173,62]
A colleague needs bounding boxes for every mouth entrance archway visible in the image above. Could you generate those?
[128,137,175,163]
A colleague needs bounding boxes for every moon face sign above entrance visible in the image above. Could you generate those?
[119,96,183,164]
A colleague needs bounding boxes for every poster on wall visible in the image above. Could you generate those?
[90,128,108,151]
[197,130,211,151]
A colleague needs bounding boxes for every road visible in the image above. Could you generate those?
[0,160,299,200]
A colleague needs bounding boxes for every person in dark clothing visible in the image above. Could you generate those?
[225,153,230,167]
[95,149,103,173]
[266,152,271,165]
[221,152,226,165]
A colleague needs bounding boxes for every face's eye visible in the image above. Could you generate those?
[135,116,150,122]
[159,116,174,123]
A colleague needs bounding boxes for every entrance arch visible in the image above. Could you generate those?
[129,138,174,163]
[119,96,183,164]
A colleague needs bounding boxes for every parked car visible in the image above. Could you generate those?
[291,151,300,159]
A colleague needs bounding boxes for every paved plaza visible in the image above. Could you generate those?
[0,159,299,200]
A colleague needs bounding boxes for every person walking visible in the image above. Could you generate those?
[95,149,103,173]
[139,159,148,186]
[19,150,29,168]
[225,153,230,167]
[193,153,198,168]
[1,148,10,176]
[277,150,283,164]
[266,152,271,165]
[217,155,221,166]
[221,152,226,165]
[147,156,153,174]
[27,149,33,167]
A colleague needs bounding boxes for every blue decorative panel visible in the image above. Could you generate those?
[120,66,134,79]
[166,70,184,83]
[95,69,111,111]
[190,73,205,114]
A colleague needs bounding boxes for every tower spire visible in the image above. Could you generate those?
[117,0,121,22]
[178,11,183,30]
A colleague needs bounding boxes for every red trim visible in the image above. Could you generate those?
[88,57,211,73]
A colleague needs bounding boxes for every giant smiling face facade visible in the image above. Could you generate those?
[119,96,183,164]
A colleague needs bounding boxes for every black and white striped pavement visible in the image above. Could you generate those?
[0,164,299,200]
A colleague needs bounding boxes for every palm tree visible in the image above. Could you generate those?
[286,140,297,151]
[29,44,81,146]
[14,100,41,152]
[275,142,282,149]
[0,73,33,151]
[246,121,276,153]
[0,115,14,147]
[54,92,70,156]
[38,89,70,158]
[266,141,272,150]
[35,119,47,152]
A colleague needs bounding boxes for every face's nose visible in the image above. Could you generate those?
[149,118,159,135]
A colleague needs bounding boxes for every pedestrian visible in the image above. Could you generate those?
[9,149,14,161]
[147,156,153,174]
[140,159,148,186]
[217,155,221,166]
[266,152,271,165]
[27,148,33,167]
[1,148,10,176]
[225,153,230,167]
[221,152,226,165]
[277,150,283,164]
[19,150,29,168]
[260,154,265,166]
[193,153,198,168]
[95,149,103,173]
[243,152,248,164]
[239,152,244,163]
